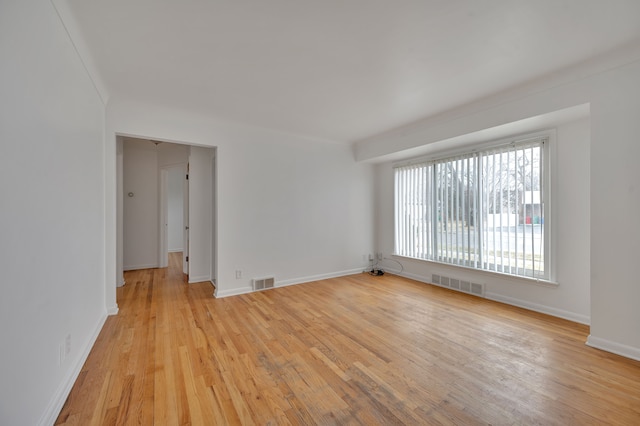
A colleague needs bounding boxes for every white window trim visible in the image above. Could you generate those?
[393,129,557,285]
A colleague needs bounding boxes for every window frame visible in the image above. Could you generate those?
[393,131,555,284]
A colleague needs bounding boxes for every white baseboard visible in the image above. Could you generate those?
[484,292,590,325]
[276,268,364,288]
[391,270,590,325]
[38,311,108,426]
[395,270,432,284]
[215,285,253,298]
[586,335,640,361]
[107,304,119,315]
[168,248,183,253]
[214,268,364,298]
[188,275,212,284]
[123,263,158,271]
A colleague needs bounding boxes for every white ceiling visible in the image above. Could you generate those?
[58,0,640,143]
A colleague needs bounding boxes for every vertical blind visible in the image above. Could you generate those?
[394,138,547,279]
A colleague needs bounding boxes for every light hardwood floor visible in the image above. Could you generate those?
[56,253,640,425]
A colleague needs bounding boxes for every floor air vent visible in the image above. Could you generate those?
[431,274,484,297]
[253,277,275,291]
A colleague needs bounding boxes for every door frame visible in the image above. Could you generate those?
[116,133,217,292]
[159,167,169,268]
[183,162,189,275]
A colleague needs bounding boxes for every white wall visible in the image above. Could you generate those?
[188,146,215,282]
[158,141,189,167]
[167,166,184,251]
[358,46,640,361]
[374,118,591,324]
[105,98,376,300]
[116,137,124,286]
[554,119,590,319]
[0,1,106,425]
[589,61,640,358]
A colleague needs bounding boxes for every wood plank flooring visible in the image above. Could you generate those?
[56,253,640,425]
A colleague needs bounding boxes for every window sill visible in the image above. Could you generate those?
[391,254,559,288]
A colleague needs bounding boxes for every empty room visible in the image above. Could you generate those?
[2,0,640,424]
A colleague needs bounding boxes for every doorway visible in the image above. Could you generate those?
[159,164,188,269]
[117,136,216,287]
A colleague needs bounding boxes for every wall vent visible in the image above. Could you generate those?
[253,277,275,291]
[430,274,484,297]
[450,278,460,290]
[471,282,484,296]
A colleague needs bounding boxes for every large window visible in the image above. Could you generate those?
[394,137,549,280]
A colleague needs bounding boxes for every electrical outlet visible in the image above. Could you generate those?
[235,270,242,279]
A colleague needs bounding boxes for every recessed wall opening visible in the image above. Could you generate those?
[116,135,217,288]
